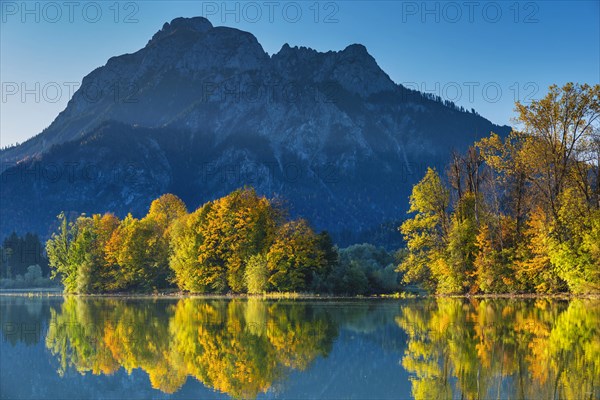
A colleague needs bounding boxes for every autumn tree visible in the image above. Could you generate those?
[476,131,531,236]
[47,189,339,294]
[245,254,269,294]
[73,213,121,293]
[400,84,600,294]
[514,83,600,219]
[142,194,187,287]
[146,194,188,229]
[267,220,325,292]
[194,188,281,293]
[442,193,480,294]
[169,204,212,292]
[104,214,160,291]
[90,213,121,290]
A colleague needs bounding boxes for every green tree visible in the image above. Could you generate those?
[442,193,479,294]
[69,218,96,294]
[245,254,268,294]
[514,207,566,293]
[547,189,600,293]
[23,264,43,284]
[267,220,324,292]
[330,244,397,294]
[1,232,49,279]
[398,168,449,291]
[46,212,79,293]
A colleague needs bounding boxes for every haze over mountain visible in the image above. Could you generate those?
[0,17,510,246]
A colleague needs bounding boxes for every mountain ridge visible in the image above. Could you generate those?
[0,17,510,246]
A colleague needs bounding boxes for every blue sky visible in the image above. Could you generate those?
[1,0,599,146]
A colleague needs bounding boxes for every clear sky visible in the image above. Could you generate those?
[1,0,599,147]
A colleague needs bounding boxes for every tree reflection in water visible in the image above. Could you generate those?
[397,298,599,400]
[43,297,598,399]
[45,297,337,398]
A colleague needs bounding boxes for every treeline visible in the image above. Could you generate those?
[0,232,56,289]
[1,232,49,278]
[46,188,401,294]
[403,86,479,115]
[399,83,600,294]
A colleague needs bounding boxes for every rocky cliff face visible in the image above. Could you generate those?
[0,17,510,246]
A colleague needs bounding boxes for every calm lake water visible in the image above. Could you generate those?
[0,296,598,400]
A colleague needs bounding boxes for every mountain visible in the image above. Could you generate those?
[0,17,510,247]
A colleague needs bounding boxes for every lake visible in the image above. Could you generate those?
[0,295,598,399]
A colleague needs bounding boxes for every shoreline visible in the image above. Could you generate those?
[436,293,600,300]
[0,289,598,300]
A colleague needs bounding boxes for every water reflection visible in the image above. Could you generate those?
[397,298,599,400]
[45,298,337,398]
[0,296,53,346]
[1,296,598,399]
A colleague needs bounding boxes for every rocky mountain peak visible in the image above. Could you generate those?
[0,16,511,246]
[148,16,214,44]
[341,43,369,57]
[275,43,321,58]
[272,42,395,96]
